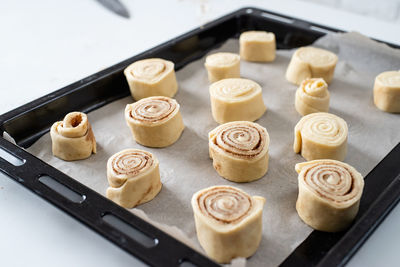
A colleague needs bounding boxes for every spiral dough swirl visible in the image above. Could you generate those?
[212,121,268,158]
[211,78,260,100]
[299,78,329,99]
[286,46,338,85]
[129,96,177,123]
[50,111,96,161]
[301,161,360,203]
[297,47,337,66]
[197,186,252,223]
[206,52,239,67]
[56,112,89,138]
[296,159,364,232]
[111,150,153,177]
[297,112,347,146]
[131,60,166,80]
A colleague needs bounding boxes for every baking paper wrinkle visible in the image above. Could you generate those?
[27,32,400,267]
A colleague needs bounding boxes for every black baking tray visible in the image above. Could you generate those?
[0,7,399,267]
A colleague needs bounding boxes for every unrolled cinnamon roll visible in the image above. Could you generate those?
[295,78,330,116]
[239,31,276,62]
[204,52,240,83]
[209,121,269,182]
[124,58,178,100]
[296,159,364,232]
[373,70,400,113]
[209,78,266,123]
[125,96,184,147]
[106,149,162,208]
[50,112,96,161]
[294,112,348,161]
[286,47,338,85]
[191,186,265,263]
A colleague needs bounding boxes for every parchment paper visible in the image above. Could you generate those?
[27,32,400,266]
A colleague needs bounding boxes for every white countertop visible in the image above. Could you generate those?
[1,1,399,266]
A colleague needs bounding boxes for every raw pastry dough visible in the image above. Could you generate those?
[50,112,96,161]
[286,47,338,85]
[191,185,265,263]
[125,96,184,147]
[239,31,276,62]
[295,78,330,116]
[106,149,162,208]
[124,58,178,100]
[294,112,348,161]
[209,78,266,123]
[373,70,400,113]
[209,121,269,182]
[296,159,364,232]
[204,52,240,82]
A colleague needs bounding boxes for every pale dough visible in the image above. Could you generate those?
[50,112,96,161]
[124,58,178,100]
[125,96,184,148]
[373,70,400,113]
[296,159,364,232]
[191,185,265,263]
[106,149,162,208]
[295,78,330,116]
[209,78,266,123]
[240,31,276,62]
[209,121,269,182]
[286,47,338,85]
[204,52,240,82]
[294,112,348,161]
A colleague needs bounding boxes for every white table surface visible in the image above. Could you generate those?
[1,1,399,266]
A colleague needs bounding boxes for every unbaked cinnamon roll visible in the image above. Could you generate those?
[191,185,265,263]
[106,149,162,208]
[209,78,266,123]
[286,47,338,85]
[50,112,96,161]
[296,159,364,232]
[373,70,400,113]
[295,78,330,116]
[294,112,348,161]
[209,121,269,182]
[125,96,184,147]
[239,31,276,62]
[124,58,178,100]
[204,52,240,82]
